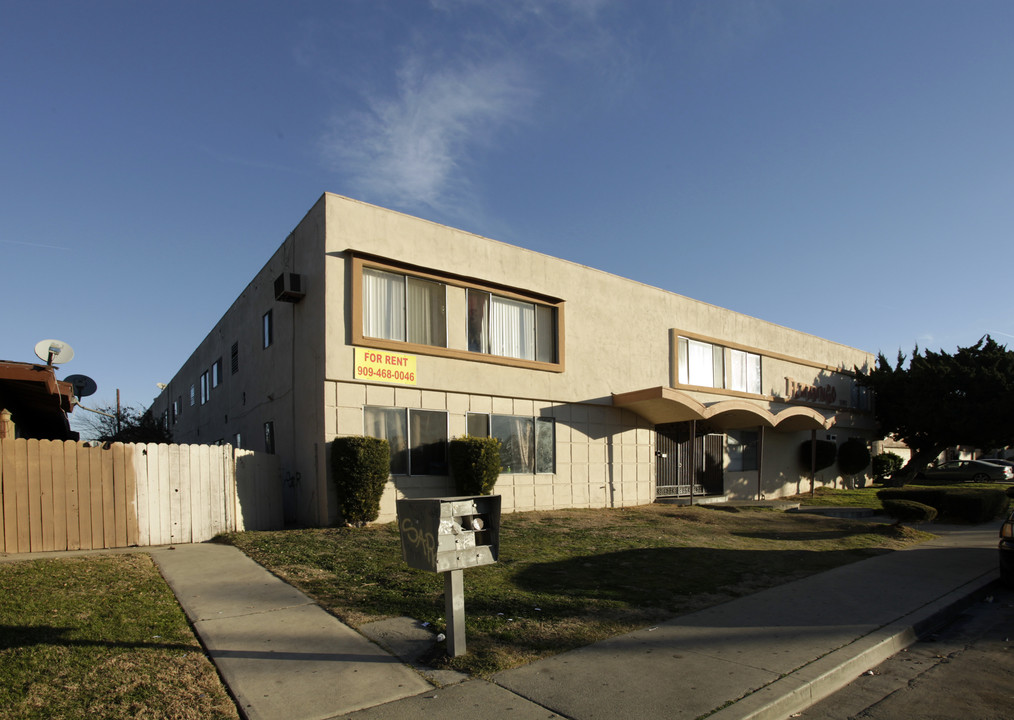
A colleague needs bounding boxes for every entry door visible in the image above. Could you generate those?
[655,423,725,498]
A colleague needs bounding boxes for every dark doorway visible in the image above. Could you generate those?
[655,422,724,498]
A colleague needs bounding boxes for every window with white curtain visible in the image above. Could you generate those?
[678,337,724,388]
[467,289,556,363]
[728,349,762,394]
[362,268,446,347]
[469,413,556,474]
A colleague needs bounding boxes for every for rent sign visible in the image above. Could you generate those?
[354,348,417,385]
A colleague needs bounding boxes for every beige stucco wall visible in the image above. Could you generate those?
[154,193,878,528]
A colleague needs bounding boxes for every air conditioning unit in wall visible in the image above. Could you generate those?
[274,273,305,303]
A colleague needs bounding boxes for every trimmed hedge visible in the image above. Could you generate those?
[799,439,837,471]
[881,499,938,525]
[449,436,501,496]
[838,438,871,476]
[332,436,390,526]
[877,488,1010,524]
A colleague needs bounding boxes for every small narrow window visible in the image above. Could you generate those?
[212,358,223,388]
[263,421,275,454]
[231,342,239,374]
[263,310,273,348]
[535,417,555,473]
[190,384,196,407]
[200,371,209,405]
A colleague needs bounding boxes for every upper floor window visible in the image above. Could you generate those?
[200,371,209,405]
[678,337,724,388]
[363,268,446,347]
[678,336,762,394]
[212,358,223,389]
[728,349,761,394]
[263,310,273,348]
[467,290,557,363]
[353,255,564,372]
[231,342,239,374]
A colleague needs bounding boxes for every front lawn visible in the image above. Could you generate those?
[223,503,928,678]
[0,554,239,720]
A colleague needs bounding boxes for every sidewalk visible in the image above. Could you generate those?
[149,524,999,720]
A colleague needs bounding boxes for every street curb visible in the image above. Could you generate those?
[706,570,1000,720]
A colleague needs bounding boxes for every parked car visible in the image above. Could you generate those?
[918,459,1014,483]
[1000,509,1014,587]
[980,458,1014,470]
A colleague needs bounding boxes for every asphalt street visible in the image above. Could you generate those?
[795,582,1014,720]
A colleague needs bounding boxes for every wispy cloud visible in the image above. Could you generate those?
[318,0,627,215]
[1,238,71,251]
[325,54,534,212]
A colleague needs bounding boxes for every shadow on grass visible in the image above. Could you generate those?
[0,625,196,653]
[508,546,889,609]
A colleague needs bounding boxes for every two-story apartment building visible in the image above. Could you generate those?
[151,193,876,526]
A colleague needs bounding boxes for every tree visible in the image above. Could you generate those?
[856,335,1014,485]
[77,404,173,444]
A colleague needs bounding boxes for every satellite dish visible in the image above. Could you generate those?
[64,374,98,398]
[35,339,75,366]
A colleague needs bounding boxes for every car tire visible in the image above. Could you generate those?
[972,472,989,483]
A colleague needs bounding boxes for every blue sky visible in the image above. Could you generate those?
[3,0,1013,424]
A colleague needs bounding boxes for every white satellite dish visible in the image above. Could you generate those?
[34,339,75,366]
[64,374,98,398]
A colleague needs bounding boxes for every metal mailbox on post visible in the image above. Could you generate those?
[396,495,501,656]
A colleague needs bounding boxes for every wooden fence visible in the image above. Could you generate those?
[0,439,282,554]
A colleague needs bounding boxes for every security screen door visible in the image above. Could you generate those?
[654,423,724,498]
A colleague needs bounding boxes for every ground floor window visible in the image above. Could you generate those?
[727,429,758,471]
[468,413,555,474]
[364,406,448,475]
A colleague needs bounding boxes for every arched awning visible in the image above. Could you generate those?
[614,386,832,432]
[702,399,775,430]
[772,406,830,431]
[612,386,705,425]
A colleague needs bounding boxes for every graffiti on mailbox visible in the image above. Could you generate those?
[400,516,436,569]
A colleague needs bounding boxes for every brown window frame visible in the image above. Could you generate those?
[350,253,565,373]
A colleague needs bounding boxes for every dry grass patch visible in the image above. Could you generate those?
[0,554,238,720]
[225,503,929,678]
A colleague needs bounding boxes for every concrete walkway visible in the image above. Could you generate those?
[150,544,432,720]
[142,523,1001,720]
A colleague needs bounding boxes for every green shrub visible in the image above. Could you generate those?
[838,438,871,484]
[877,488,946,508]
[872,451,904,481]
[943,489,1009,524]
[799,439,837,471]
[877,488,1009,523]
[449,436,501,496]
[332,436,391,526]
[881,499,938,525]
